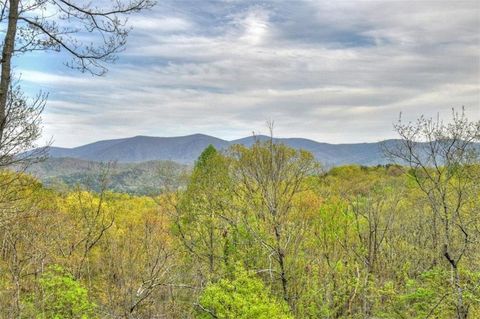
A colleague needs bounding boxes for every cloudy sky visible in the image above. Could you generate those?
[18,0,480,147]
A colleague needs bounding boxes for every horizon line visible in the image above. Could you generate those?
[47,133,400,149]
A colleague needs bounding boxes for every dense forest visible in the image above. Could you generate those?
[0,114,479,319]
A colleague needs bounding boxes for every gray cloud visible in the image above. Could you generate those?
[20,0,480,147]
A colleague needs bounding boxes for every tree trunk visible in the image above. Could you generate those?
[209,211,214,274]
[444,244,468,319]
[274,225,289,306]
[0,0,20,143]
[454,267,468,319]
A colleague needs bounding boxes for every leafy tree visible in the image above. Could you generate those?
[230,133,319,311]
[25,265,96,319]
[196,265,293,319]
[175,145,236,279]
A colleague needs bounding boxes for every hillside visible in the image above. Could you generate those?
[27,157,188,195]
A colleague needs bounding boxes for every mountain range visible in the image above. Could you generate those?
[28,134,480,194]
[45,134,393,166]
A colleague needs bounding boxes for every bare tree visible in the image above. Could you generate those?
[0,83,47,170]
[385,109,480,319]
[0,0,155,147]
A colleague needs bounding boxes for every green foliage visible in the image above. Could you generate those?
[196,265,293,319]
[175,145,237,278]
[377,268,480,319]
[26,265,96,319]
[1,137,479,319]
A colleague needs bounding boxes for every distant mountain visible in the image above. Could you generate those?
[47,134,229,164]
[43,134,394,166]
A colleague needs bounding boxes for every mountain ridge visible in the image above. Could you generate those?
[43,134,396,166]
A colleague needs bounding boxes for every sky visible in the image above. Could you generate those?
[16,0,480,147]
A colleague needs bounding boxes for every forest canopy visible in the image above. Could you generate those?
[0,112,479,318]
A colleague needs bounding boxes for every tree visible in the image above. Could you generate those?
[0,0,155,152]
[175,145,236,280]
[349,181,402,316]
[24,265,96,319]
[385,109,480,319]
[195,265,293,319]
[230,130,319,312]
[0,174,54,317]
[0,84,46,169]
[57,181,114,279]
[99,195,174,318]
[0,84,48,224]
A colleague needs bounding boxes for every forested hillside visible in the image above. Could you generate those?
[1,114,479,318]
[26,158,188,195]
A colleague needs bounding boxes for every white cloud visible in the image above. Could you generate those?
[130,16,192,32]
